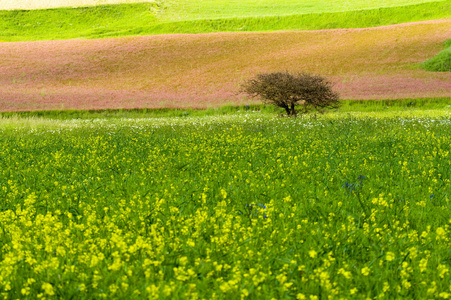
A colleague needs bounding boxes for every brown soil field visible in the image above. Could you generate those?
[1,19,450,112]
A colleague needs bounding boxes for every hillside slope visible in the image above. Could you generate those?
[0,1,450,41]
[1,20,450,111]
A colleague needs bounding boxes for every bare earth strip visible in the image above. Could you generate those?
[0,0,152,10]
[0,20,450,112]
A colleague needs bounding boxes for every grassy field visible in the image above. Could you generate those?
[1,109,451,299]
[1,1,451,298]
[160,0,446,20]
[422,39,451,72]
[0,0,450,41]
[1,98,451,120]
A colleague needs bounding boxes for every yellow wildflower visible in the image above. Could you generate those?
[41,283,55,296]
[309,250,317,258]
[386,252,395,261]
[361,267,370,276]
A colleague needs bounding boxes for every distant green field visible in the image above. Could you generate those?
[0,0,450,41]
[160,0,445,21]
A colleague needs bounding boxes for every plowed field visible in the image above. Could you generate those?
[1,19,450,111]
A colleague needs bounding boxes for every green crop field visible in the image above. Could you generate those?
[160,0,444,20]
[0,0,450,41]
[1,109,451,299]
[1,0,451,298]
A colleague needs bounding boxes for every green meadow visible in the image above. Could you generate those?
[1,0,451,298]
[0,0,450,41]
[159,0,445,20]
[1,108,451,299]
[0,98,450,120]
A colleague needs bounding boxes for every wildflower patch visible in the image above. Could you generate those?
[0,113,450,298]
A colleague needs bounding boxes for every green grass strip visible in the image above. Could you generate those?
[0,1,450,41]
[159,0,443,21]
[422,39,451,72]
[0,3,158,41]
[1,98,450,120]
[143,2,451,34]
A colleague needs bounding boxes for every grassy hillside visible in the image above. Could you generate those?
[0,0,450,41]
[0,3,159,41]
[160,0,445,20]
[422,39,451,72]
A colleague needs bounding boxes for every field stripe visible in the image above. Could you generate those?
[0,20,450,111]
[0,0,154,10]
[1,1,450,41]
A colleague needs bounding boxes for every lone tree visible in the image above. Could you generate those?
[241,72,340,116]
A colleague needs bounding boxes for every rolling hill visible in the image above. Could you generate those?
[0,0,450,111]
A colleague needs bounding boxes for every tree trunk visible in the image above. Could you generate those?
[282,104,290,116]
[289,103,297,117]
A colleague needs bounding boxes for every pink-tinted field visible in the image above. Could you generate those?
[1,20,450,112]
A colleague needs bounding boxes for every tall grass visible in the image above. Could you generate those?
[1,98,450,120]
[1,111,451,298]
[0,1,449,41]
